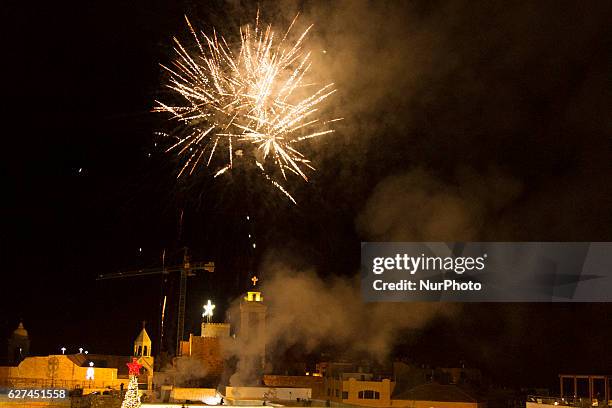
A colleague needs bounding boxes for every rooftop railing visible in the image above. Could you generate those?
[527,395,611,408]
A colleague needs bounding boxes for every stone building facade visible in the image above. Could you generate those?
[0,326,154,393]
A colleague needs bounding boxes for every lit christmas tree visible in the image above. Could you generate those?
[121,358,142,408]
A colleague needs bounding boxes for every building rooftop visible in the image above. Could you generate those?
[392,383,480,402]
[134,327,151,344]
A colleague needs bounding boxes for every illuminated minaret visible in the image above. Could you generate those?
[239,275,267,369]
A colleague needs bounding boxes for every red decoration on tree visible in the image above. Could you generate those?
[126,357,142,376]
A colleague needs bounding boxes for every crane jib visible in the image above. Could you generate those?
[96,261,215,280]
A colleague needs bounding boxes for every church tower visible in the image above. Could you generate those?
[7,322,30,365]
[239,276,267,370]
[133,322,154,390]
[133,322,152,358]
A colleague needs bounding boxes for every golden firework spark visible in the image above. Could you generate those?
[154,13,340,203]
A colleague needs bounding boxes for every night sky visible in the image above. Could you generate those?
[2,0,612,391]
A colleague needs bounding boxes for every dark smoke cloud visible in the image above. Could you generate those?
[263,265,454,356]
[357,167,522,241]
[155,356,210,387]
[223,256,457,385]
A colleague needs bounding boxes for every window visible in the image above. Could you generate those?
[335,389,339,397]
[327,388,331,396]
[358,390,380,400]
[342,391,348,399]
[143,346,148,356]
[137,345,142,356]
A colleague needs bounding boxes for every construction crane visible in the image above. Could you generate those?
[97,248,214,356]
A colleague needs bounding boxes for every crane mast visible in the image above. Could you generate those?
[97,248,214,356]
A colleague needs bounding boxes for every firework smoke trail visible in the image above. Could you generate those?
[154,13,341,203]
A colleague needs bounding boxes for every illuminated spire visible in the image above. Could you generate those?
[245,276,263,302]
[13,322,28,338]
[134,322,151,357]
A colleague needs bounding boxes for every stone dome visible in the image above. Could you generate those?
[13,322,28,338]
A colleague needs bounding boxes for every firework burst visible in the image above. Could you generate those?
[154,12,340,203]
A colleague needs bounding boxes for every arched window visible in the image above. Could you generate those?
[143,346,148,356]
[137,345,142,356]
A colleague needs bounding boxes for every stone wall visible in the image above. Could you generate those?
[201,323,231,338]
[263,375,325,399]
[0,355,118,389]
[186,335,224,377]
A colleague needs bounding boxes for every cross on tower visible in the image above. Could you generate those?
[251,276,258,286]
